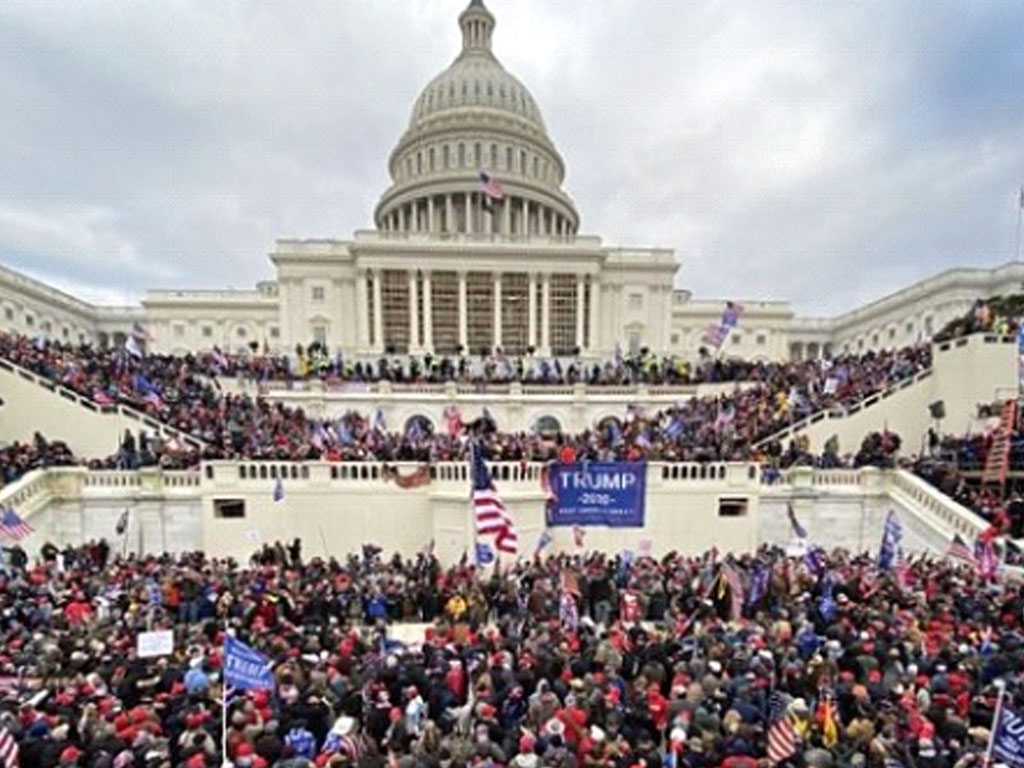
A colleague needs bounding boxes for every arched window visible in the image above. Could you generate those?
[458,143,465,167]
[533,415,562,435]
[429,148,435,171]
[404,414,434,439]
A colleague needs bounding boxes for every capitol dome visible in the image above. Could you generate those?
[374,0,579,238]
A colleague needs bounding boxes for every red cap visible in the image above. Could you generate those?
[187,755,207,768]
[236,742,255,757]
[60,746,83,764]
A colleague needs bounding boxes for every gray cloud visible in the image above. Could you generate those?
[1,0,1021,315]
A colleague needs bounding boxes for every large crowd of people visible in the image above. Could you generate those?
[0,331,931,467]
[0,539,1020,768]
[0,433,76,488]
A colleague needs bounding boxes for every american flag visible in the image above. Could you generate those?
[0,725,17,768]
[477,171,505,201]
[947,533,978,568]
[766,691,796,765]
[720,562,744,621]
[702,323,729,348]
[0,508,33,541]
[470,445,518,555]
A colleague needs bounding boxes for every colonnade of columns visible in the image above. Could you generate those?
[357,268,598,355]
[379,193,574,237]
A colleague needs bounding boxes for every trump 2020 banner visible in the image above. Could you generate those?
[992,702,1024,767]
[548,462,646,527]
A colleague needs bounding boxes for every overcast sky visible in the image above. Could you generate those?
[2,0,1022,316]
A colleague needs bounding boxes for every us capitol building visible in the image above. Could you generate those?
[0,0,1019,363]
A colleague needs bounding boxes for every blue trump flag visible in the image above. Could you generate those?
[991,699,1024,767]
[224,635,275,691]
[548,462,646,527]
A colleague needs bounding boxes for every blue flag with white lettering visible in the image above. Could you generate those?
[224,635,275,691]
[992,701,1024,767]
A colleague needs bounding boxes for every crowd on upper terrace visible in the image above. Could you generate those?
[0,432,75,488]
[0,331,931,467]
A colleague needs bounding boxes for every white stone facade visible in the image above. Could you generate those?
[0,0,1016,364]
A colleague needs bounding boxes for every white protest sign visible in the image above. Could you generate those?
[137,630,174,658]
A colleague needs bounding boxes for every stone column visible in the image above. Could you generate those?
[427,196,435,233]
[588,274,600,352]
[575,274,585,351]
[457,270,468,353]
[408,271,420,351]
[355,268,369,351]
[540,273,551,354]
[522,200,530,236]
[503,197,512,236]
[372,269,384,353]
[493,273,502,350]
[465,193,472,234]
[423,271,433,352]
[445,195,453,234]
[527,272,537,349]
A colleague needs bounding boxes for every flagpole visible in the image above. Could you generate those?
[221,619,229,768]
[984,679,1006,767]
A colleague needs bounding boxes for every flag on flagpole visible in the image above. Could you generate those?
[947,533,978,568]
[272,477,285,503]
[720,562,744,621]
[990,695,1024,766]
[470,444,518,555]
[877,509,903,569]
[0,724,19,768]
[115,509,129,536]
[767,692,797,765]
[787,503,807,539]
[224,636,275,691]
[477,171,505,201]
[0,508,33,541]
[979,538,999,580]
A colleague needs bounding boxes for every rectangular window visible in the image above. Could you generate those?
[500,272,529,354]
[671,333,680,345]
[381,270,411,353]
[312,325,327,346]
[4,307,12,320]
[549,273,578,355]
[312,286,325,301]
[629,293,643,310]
[213,499,246,518]
[466,271,494,354]
[718,497,748,517]
[732,334,742,345]
[756,334,766,346]
[430,271,459,353]
[269,326,280,339]
[202,326,213,337]
[174,325,184,338]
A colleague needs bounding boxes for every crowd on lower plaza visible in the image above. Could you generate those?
[0,539,1021,768]
[0,331,931,468]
